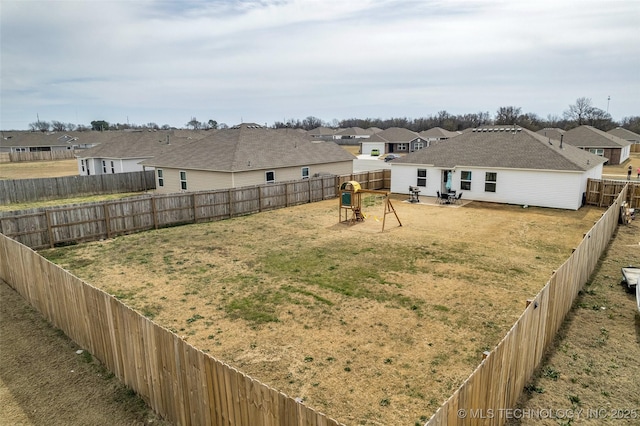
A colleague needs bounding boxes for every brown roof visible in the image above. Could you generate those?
[393,126,607,171]
[141,125,355,172]
[563,125,632,148]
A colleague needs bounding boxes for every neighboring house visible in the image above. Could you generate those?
[360,127,426,156]
[141,123,356,194]
[0,131,99,153]
[418,127,460,145]
[536,128,566,141]
[332,127,374,140]
[563,125,632,165]
[75,131,203,176]
[307,127,336,141]
[390,126,607,210]
[607,127,640,145]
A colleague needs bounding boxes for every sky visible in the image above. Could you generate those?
[1,0,638,130]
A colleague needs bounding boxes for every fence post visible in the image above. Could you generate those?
[192,193,198,223]
[45,209,55,248]
[151,196,158,229]
[285,182,289,207]
[228,189,234,218]
[104,203,111,239]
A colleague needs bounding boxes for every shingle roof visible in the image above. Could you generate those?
[607,127,640,142]
[563,125,632,148]
[307,127,336,136]
[141,125,356,172]
[393,126,607,171]
[76,131,204,159]
[367,127,421,143]
[536,128,566,141]
[334,127,372,136]
[418,127,460,139]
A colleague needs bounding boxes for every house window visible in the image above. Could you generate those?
[301,167,309,179]
[417,169,427,187]
[81,159,85,173]
[485,172,497,192]
[180,171,187,190]
[110,161,115,174]
[265,171,275,183]
[414,141,424,150]
[157,169,164,187]
[460,171,472,190]
[588,148,604,156]
[102,160,107,173]
[397,143,408,151]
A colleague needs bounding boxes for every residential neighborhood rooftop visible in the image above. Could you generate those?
[141,124,356,171]
[393,126,607,171]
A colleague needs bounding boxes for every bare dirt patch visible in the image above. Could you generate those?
[38,196,605,425]
[0,282,172,426]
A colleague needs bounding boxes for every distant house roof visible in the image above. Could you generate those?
[307,127,336,137]
[563,125,632,149]
[76,131,203,160]
[536,128,566,141]
[0,131,81,148]
[393,126,607,171]
[607,127,640,143]
[141,124,356,172]
[334,127,373,136]
[366,127,421,143]
[418,127,460,139]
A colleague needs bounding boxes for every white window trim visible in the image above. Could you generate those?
[265,170,275,183]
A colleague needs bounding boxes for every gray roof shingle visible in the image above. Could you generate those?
[607,127,640,142]
[393,126,607,171]
[563,125,632,148]
[142,125,355,171]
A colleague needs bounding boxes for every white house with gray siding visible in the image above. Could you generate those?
[141,124,355,194]
[390,126,607,210]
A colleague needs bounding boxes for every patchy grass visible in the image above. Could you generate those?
[38,197,605,426]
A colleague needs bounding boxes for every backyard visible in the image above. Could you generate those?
[36,195,605,425]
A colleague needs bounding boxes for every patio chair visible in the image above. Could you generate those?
[436,191,443,204]
[454,192,462,204]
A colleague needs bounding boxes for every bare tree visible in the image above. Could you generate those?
[186,117,201,130]
[301,116,323,130]
[495,106,522,125]
[29,120,50,132]
[563,97,593,126]
[66,123,76,131]
[51,120,66,131]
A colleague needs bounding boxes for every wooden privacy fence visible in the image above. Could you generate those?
[8,150,76,162]
[585,178,640,208]
[0,171,389,250]
[0,170,156,204]
[426,186,626,426]
[0,235,342,426]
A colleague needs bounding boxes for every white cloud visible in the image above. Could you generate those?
[1,0,638,129]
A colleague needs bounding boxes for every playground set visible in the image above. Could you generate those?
[338,181,402,232]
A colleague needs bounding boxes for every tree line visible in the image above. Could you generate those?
[26,98,640,134]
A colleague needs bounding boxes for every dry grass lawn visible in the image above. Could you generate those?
[0,159,79,179]
[39,196,605,425]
